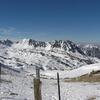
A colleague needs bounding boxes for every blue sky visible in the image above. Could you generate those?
[0,0,100,42]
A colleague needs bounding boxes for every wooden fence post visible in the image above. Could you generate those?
[57,72,61,100]
[34,67,42,100]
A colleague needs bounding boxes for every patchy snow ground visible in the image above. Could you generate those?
[0,70,100,100]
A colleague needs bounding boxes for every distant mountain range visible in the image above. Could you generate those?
[0,39,100,71]
[78,43,100,59]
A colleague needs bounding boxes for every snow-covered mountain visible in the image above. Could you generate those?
[0,39,13,46]
[0,39,98,71]
[78,43,100,59]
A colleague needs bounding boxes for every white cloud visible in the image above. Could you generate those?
[0,27,16,35]
[0,27,33,39]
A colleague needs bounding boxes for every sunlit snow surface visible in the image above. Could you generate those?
[0,63,100,100]
[0,73,100,100]
[41,63,100,79]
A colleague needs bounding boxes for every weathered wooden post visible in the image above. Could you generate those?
[57,72,61,100]
[34,67,42,100]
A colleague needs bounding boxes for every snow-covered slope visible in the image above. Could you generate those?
[41,63,100,78]
[0,39,96,71]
